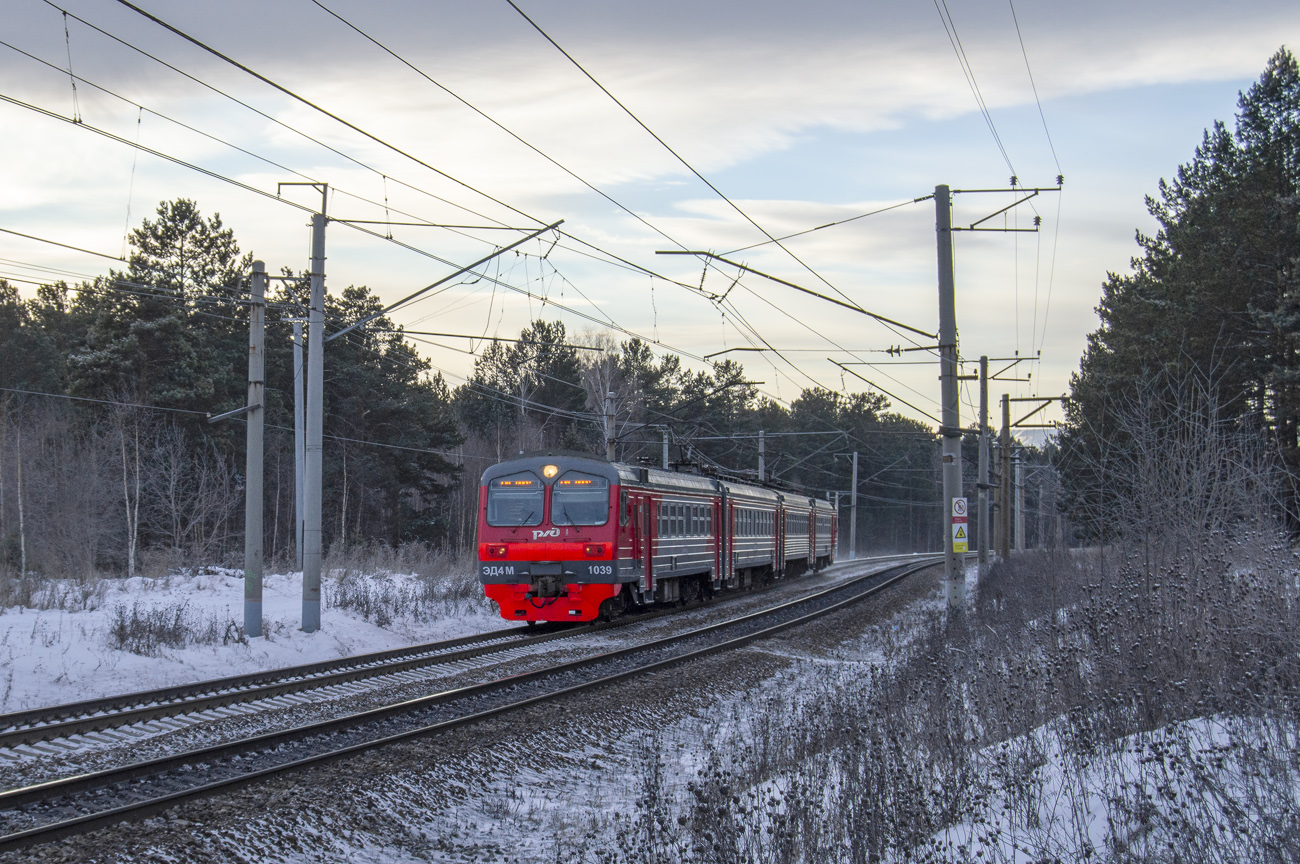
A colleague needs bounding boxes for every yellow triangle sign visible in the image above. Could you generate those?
[954,526,966,539]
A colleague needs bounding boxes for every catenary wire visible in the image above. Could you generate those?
[500,0,923,346]
[13,13,913,424]
[932,0,1017,176]
[1006,0,1062,175]
[4,43,933,448]
[0,386,476,460]
[110,0,549,229]
[42,0,511,231]
[723,197,928,255]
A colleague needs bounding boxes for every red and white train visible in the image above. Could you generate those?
[476,451,837,623]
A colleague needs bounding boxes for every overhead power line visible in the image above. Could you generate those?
[111,0,545,228]
[931,0,1017,176]
[723,197,930,255]
[0,386,472,460]
[0,227,123,262]
[657,250,934,339]
[1007,0,1062,175]
[326,220,564,342]
[501,0,881,322]
[308,0,699,258]
[13,11,917,447]
[41,1,508,230]
[303,0,919,402]
[830,360,940,424]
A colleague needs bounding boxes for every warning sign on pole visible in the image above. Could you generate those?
[952,522,968,553]
[951,497,968,553]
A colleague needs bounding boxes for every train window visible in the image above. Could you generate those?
[486,472,544,526]
[552,471,610,526]
[620,490,629,526]
[677,505,686,537]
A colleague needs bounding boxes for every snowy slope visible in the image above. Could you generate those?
[0,569,508,713]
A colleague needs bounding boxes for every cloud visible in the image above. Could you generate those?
[2,0,1297,423]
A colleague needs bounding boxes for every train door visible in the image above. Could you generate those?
[725,499,736,586]
[776,505,785,578]
[642,497,655,595]
[715,486,727,588]
[630,494,654,597]
[809,501,818,568]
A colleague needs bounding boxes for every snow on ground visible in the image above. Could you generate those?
[933,713,1300,863]
[0,569,509,713]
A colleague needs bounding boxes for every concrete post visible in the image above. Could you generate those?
[758,429,765,481]
[936,185,964,608]
[1015,453,1025,551]
[978,355,989,577]
[303,213,325,633]
[849,451,858,559]
[243,262,265,638]
[999,394,1012,559]
[604,390,616,461]
[293,321,305,572]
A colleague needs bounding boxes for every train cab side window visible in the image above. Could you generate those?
[620,490,629,526]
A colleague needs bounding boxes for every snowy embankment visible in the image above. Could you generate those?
[0,567,507,713]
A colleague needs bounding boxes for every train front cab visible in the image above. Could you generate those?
[477,455,629,623]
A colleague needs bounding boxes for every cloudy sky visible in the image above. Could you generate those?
[2,0,1298,432]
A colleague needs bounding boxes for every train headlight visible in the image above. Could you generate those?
[584,543,605,557]
[487,544,508,558]
[542,464,559,479]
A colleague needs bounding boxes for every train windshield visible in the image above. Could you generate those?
[551,471,609,526]
[486,472,544,526]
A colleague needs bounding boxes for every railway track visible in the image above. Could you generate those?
[0,620,601,758]
[0,552,926,759]
[0,555,943,853]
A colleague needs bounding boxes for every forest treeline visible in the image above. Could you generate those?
[0,199,999,580]
[1058,48,1300,532]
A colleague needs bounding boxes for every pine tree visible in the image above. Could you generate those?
[1059,48,1300,533]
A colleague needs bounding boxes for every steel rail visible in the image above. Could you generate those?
[0,553,926,752]
[0,556,943,852]
[0,625,570,751]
